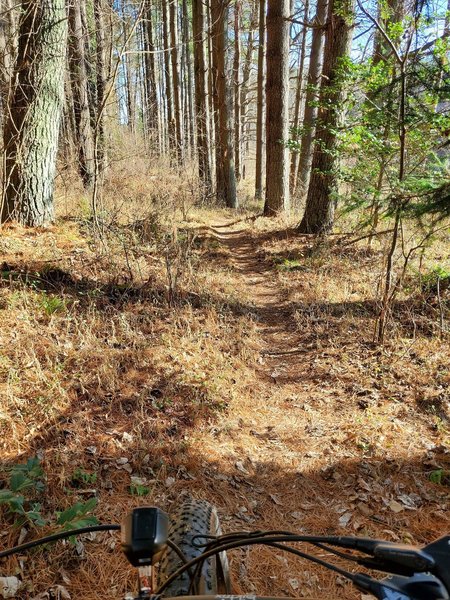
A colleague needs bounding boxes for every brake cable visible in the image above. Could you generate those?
[0,525,121,559]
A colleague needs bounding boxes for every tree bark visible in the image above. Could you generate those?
[234,0,242,181]
[68,0,95,188]
[94,0,107,170]
[296,0,327,199]
[240,0,258,178]
[211,0,238,207]
[162,0,176,155]
[0,0,16,126]
[263,0,290,216]
[169,0,183,162]
[1,0,67,226]
[255,0,266,200]
[289,0,309,197]
[182,0,195,156]
[298,0,355,234]
[143,0,159,140]
[206,2,216,185]
[192,0,212,193]
[121,0,136,133]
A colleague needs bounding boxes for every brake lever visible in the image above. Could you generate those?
[372,543,435,572]
[423,536,450,592]
[357,557,417,577]
[355,572,450,600]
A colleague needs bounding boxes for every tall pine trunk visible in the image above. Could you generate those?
[0,0,16,128]
[1,0,67,226]
[143,0,159,142]
[289,0,309,196]
[121,0,136,132]
[162,0,176,155]
[94,0,107,171]
[296,0,327,199]
[234,1,242,181]
[169,0,183,162]
[211,0,237,208]
[182,0,195,156]
[68,0,95,188]
[255,0,266,200]
[240,1,258,179]
[263,0,290,216]
[298,0,354,234]
[192,0,212,193]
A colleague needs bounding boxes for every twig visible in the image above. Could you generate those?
[437,278,446,337]
[341,228,395,247]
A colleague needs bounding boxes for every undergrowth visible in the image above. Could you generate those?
[0,163,448,599]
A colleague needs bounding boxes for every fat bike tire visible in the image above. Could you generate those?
[157,498,232,597]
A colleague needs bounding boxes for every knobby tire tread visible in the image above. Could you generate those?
[157,499,231,597]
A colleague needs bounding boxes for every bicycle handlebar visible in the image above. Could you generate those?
[1,512,449,600]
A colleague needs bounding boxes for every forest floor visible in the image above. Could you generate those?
[0,199,449,599]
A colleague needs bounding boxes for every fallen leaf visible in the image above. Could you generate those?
[398,494,420,509]
[235,461,250,475]
[288,578,299,590]
[339,512,352,528]
[389,500,404,514]
[58,569,71,585]
[357,502,372,516]
[0,577,21,599]
[269,494,282,506]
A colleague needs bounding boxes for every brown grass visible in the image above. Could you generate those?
[0,164,449,599]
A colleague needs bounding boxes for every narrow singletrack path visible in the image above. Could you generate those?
[178,218,448,598]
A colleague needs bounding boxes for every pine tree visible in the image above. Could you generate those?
[1,0,67,226]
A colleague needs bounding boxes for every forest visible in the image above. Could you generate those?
[0,0,449,598]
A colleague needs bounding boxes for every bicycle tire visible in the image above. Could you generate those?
[157,498,232,596]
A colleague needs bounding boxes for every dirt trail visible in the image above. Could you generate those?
[182,220,449,598]
[210,223,299,375]
[184,222,346,596]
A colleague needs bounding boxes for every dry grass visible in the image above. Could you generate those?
[0,164,449,599]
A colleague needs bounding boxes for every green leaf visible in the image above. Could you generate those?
[63,515,99,531]
[0,489,17,503]
[10,471,35,493]
[57,498,98,527]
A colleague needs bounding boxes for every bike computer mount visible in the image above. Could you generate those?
[121,506,169,599]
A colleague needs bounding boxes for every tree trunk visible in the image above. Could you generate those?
[296,0,327,199]
[121,0,136,133]
[255,0,266,200]
[0,0,16,127]
[1,0,67,226]
[211,0,238,207]
[192,0,212,193]
[298,0,354,234]
[240,1,258,179]
[182,0,195,157]
[169,0,183,162]
[263,0,290,216]
[143,0,159,141]
[94,0,107,171]
[234,1,242,181]
[162,0,176,155]
[79,0,97,131]
[289,0,309,197]
[68,0,95,188]
[206,3,216,185]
